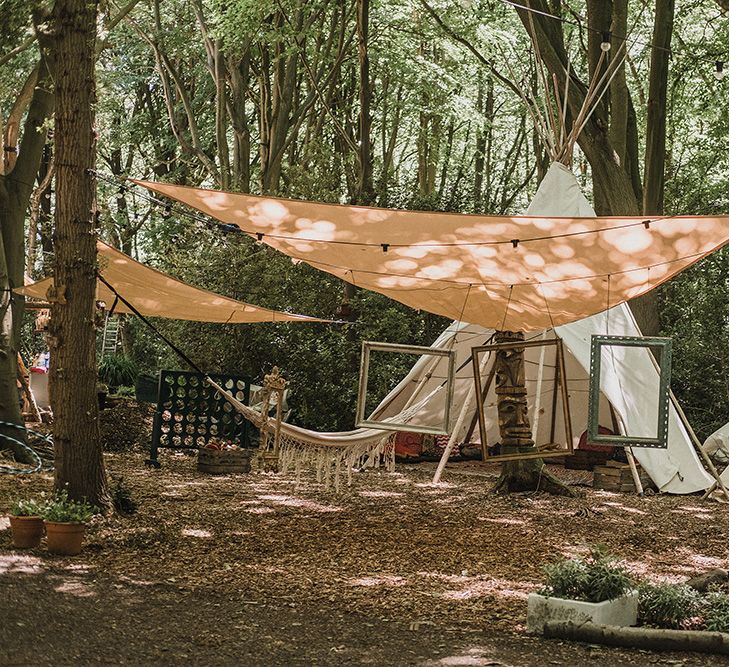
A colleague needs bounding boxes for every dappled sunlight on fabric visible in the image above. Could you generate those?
[134,178,729,331]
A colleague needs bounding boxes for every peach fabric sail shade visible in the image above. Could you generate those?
[17,241,331,324]
[133,177,729,331]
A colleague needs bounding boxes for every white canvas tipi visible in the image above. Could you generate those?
[373,163,723,494]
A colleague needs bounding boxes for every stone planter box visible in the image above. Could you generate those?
[527,590,638,634]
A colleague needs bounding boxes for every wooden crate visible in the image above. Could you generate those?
[564,449,611,470]
[593,461,652,492]
[197,447,253,474]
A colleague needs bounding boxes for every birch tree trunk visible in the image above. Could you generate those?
[50,0,109,508]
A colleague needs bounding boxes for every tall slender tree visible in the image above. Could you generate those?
[49,0,109,508]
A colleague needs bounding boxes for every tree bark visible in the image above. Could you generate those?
[514,1,640,216]
[0,26,54,462]
[643,0,675,216]
[633,0,675,337]
[50,0,109,508]
[355,0,374,204]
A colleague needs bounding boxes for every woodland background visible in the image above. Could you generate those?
[2,0,728,438]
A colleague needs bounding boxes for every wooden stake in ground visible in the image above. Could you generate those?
[49,0,109,509]
[491,331,573,496]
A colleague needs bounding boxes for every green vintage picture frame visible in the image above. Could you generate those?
[588,335,672,449]
[355,341,456,435]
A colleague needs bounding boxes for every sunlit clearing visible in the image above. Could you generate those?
[427,647,497,666]
[244,507,275,514]
[257,494,342,513]
[478,517,528,526]
[359,490,405,498]
[0,554,43,575]
[54,580,96,597]
[349,575,407,588]
[181,528,212,538]
[600,502,646,515]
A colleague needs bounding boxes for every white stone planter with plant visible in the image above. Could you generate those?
[527,548,638,634]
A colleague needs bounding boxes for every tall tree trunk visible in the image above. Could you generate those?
[609,0,628,168]
[634,0,675,337]
[643,0,674,216]
[50,0,109,508]
[355,0,374,204]
[0,24,54,462]
[514,1,640,216]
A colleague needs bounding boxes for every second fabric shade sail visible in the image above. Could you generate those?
[18,240,332,324]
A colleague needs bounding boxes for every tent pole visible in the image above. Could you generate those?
[670,390,729,501]
[549,354,560,445]
[532,331,548,439]
[432,352,491,484]
[608,403,643,496]
[624,447,644,496]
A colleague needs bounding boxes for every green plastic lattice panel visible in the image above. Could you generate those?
[588,335,672,449]
[149,370,253,463]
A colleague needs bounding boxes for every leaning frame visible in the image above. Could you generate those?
[355,341,456,435]
[588,335,672,449]
[471,337,574,462]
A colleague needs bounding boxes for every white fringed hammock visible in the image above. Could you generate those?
[205,377,448,491]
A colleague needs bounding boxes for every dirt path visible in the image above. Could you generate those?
[2,564,723,666]
[2,454,729,665]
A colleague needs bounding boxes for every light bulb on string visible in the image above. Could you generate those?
[715,61,725,81]
[600,31,611,52]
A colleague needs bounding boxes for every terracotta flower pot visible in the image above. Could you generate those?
[45,521,86,555]
[9,516,44,549]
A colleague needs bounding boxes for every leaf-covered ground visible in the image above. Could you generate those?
[1,453,728,666]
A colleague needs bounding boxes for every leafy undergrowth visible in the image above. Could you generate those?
[2,453,729,635]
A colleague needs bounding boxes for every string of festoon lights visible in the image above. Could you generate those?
[93,171,685,255]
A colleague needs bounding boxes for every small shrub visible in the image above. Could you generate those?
[540,548,633,603]
[110,476,137,515]
[11,497,46,517]
[112,385,136,398]
[638,582,704,629]
[99,353,138,390]
[43,490,98,523]
[705,592,729,632]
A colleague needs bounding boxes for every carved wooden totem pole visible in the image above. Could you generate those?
[492,330,573,495]
[493,330,535,454]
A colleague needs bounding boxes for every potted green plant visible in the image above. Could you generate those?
[42,490,98,555]
[9,498,46,549]
[527,548,637,634]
